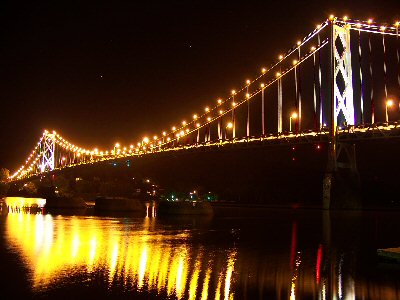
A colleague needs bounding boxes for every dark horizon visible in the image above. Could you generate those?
[1,0,399,171]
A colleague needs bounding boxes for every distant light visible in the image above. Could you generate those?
[297,40,301,46]
[380,26,386,31]
[172,126,176,131]
[207,117,211,121]
[246,79,251,85]
[246,93,250,98]
[310,46,316,51]
[276,72,281,77]
[293,59,298,65]
[180,130,185,135]
[227,122,233,129]
[143,137,149,144]
[115,143,120,148]
[386,99,394,107]
[196,123,200,127]
[219,110,223,115]
[231,90,236,95]
[343,15,348,21]
[329,14,335,20]
[232,102,236,107]
[162,131,166,136]
[260,83,265,88]
[205,107,210,112]
[217,99,223,104]
[291,112,298,119]
[182,121,186,125]
[261,68,267,73]
[367,18,373,24]
[278,54,283,60]
[153,135,157,140]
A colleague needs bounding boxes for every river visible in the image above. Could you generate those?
[0,197,399,299]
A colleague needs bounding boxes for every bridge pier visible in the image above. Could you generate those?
[323,142,361,210]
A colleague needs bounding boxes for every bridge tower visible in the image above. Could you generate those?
[39,131,55,173]
[324,19,360,209]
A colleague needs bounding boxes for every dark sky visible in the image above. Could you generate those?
[1,0,398,170]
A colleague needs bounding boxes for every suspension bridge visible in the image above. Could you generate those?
[7,16,400,207]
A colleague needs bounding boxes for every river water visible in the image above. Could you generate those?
[0,197,399,299]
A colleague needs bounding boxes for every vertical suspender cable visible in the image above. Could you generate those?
[358,29,364,124]
[261,86,265,136]
[294,65,298,129]
[232,94,236,139]
[318,33,323,129]
[382,30,388,102]
[278,75,283,133]
[396,24,400,112]
[297,46,302,131]
[247,85,250,137]
[312,51,317,129]
[368,33,374,123]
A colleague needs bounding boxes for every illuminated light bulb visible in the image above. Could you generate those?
[276,72,281,77]
[205,107,210,112]
[278,54,283,60]
[395,21,400,27]
[380,26,386,31]
[219,109,224,114]
[185,128,189,133]
[182,121,186,125]
[232,102,236,107]
[367,19,373,24]
[167,137,171,141]
[217,99,222,104]
[260,83,265,88]
[130,144,134,148]
[158,141,162,145]
[262,68,267,73]
[356,23,362,28]
[316,24,321,29]
[137,142,141,147]
[123,147,127,151]
[162,131,166,136]
[246,93,250,98]
[52,130,57,134]
[297,40,301,46]
[180,130,184,135]
[329,14,335,20]
[196,123,200,127]
[115,143,120,148]
[291,112,298,119]
[143,137,149,144]
[172,126,176,131]
[153,135,157,140]
[293,59,298,65]
[387,99,394,107]
[231,90,236,95]
[207,117,211,121]
[193,114,197,119]
[227,122,233,129]
[246,79,251,85]
[311,46,316,51]
[343,16,348,21]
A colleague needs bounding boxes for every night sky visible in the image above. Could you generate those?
[1,0,398,170]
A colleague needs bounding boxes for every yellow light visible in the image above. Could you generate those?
[219,110,223,115]
[246,93,250,98]
[115,143,120,148]
[217,99,222,104]
[153,135,157,140]
[278,54,283,60]
[293,59,298,65]
[205,107,210,112]
[130,144,134,149]
[387,99,394,107]
[193,114,197,119]
[137,142,141,147]
[311,46,316,51]
[167,137,171,141]
[196,123,200,127]
[276,72,281,77]
[172,126,176,131]
[260,83,265,88]
[143,137,149,144]
[182,121,186,126]
[246,79,251,85]
[316,24,321,29]
[180,130,184,136]
[231,90,236,95]
[329,14,335,20]
[232,102,236,107]
[261,68,267,73]
[176,133,180,138]
[368,18,373,24]
[356,23,362,28]
[226,122,233,129]
[396,21,400,27]
[185,129,189,133]
[291,112,298,119]
[162,131,166,136]
[297,40,301,46]
[343,16,348,21]
[52,130,57,135]
[207,117,211,122]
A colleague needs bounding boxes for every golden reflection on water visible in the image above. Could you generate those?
[5,211,237,299]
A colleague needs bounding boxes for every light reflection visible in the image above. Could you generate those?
[5,211,238,299]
